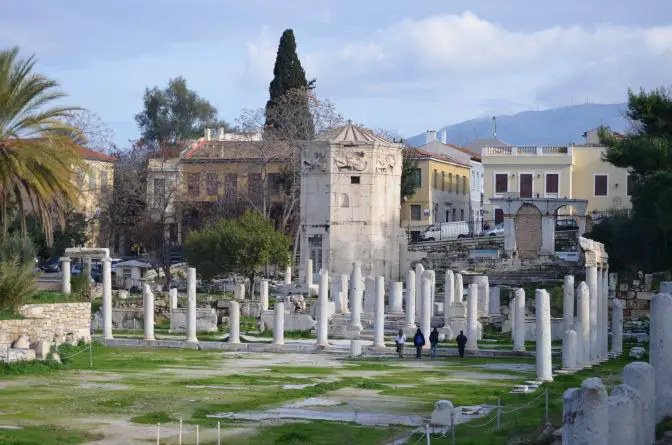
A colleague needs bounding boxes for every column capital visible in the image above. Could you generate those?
[60,256,71,263]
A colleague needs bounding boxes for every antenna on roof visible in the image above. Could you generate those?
[492,116,497,138]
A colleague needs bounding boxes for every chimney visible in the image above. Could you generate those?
[440,129,447,144]
[205,127,212,141]
[492,117,497,138]
[217,127,227,141]
[426,129,437,144]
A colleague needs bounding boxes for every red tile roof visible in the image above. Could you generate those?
[76,146,116,162]
[403,147,470,167]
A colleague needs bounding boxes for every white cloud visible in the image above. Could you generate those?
[241,11,672,131]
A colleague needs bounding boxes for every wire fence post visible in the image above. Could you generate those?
[217,421,221,445]
[88,342,93,368]
[178,419,182,445]
[425,424,431,445]
[545,388,549,423]
[196,424,200,445]
[451,412,456,445]
[156,423,160,445]
[496,398,501,430]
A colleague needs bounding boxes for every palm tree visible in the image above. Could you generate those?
[0,46,85,245]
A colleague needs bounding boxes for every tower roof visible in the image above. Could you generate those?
[315,120,392,144]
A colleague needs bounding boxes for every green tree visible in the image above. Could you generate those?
[0,233,37,311]
[265,29,315,139]
[184,210,290,286]
[11,211,87,261]
[401,151,420,201]
[0,47,85,245]
[135,76,223,147]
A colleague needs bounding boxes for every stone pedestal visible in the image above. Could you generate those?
[562,329,577,370]
[229,300,241,344]
[611,298,623,356]
[563,275,575,332]
[169,288,178,310]
[608,384,641,445]
[623,362,656,445]
[349,261,363,330]
[586,266,598,363]
[562,378,608,445]
[373,276,385,348]
[102,258,113,340]
[536,289,553,382]
[316,269,329,347]
[186,267,198,343]
[466,284,478,351]
[61,257,71,295]
[513,289,525,352]
[577,282,590,366]
[143,284,155,341]
[421,271,432,345]
[273,302,285,345]
[388,281,403,314]
[260,280,269,311]
[473,276,489,318]
[651,292,672,421]
[405,269,416,328]
[454,273,464,302]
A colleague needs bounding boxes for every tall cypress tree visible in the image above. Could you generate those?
[265,29,315,140]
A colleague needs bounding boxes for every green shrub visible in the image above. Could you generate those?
[0,234,37,311]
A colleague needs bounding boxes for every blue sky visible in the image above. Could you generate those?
[2,0,671,147]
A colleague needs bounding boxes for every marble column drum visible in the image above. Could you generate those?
[61,257,71,295]
[229,300,241,344]
[260,279,269,311]
[562,378,608,445]
[623,362,656,445]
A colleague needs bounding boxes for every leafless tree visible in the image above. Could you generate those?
[62,109,117,153]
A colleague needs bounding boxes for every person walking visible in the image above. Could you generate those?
[456,330,468,359]
[394,329,406,358]
[429,327,439,358]
[413,328,425,359]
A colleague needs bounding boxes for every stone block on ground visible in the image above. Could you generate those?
[629,346,646,359]
[430,400,463,426]
[350,339,362,357]
[30,340,51,360]
[12,334,30,349]
[170,308,217,333]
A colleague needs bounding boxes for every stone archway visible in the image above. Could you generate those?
[515,204,542,259]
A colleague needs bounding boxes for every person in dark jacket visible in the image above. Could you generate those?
[413,328,425,359]
[456,330,468,359]
[429,327,439,358]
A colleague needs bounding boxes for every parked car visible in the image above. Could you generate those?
[419,221,470,241]
[485,223,504,236]
[555,219,579,232]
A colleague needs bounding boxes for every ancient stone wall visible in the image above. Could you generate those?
[0,303,91,347]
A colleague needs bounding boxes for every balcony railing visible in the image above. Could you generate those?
[483,146,572,156]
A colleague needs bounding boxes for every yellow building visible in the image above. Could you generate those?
[401,147,472,241]
[479,129,631,224]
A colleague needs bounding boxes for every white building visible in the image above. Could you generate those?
[299,122,405,282]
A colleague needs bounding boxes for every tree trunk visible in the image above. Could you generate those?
[292,226,300,266]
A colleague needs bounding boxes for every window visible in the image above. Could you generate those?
[206,172,218,196]
[100,171,108,194]
[460,209,464,221]
[410,205,422,221]
[452,208,457,221]
[456,175,460,194]
[445,210,451,222]
[88,170,96,190]
[350,176,360,184]
[308,236,323,277]
[224,173,237,199]
[462,176,467,195]
[441,172,445,191]
[494,208,504,225]
[187,173,200,196]
[545,173,559,196]
[413,168,422,187]
[520,173,533,198]
[433,170,438,189]
[153,178,166,207]
[448,173,452,192]
[594,174,608,197]
[495,173,508,194]
[626,174,635,197]
[248,173,262,203]
[268,173,283,195]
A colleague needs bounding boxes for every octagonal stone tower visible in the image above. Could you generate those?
[299,122,404,282]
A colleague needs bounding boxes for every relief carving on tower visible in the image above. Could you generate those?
[376,154,397,173]
[302,150,328,172]
[334,150,367,172]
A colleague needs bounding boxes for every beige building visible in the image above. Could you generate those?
[75,147,116,247]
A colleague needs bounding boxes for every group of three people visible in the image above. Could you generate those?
[394,327,467,359]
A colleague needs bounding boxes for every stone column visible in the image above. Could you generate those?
[349,261,363,330]
[169,288,178,310]
[608,384,641,445]
[562,378,608,445]
[563,275,575,332]
[540,215,555,254]
[473,275,489,318]
[229,300,241,344]
[260,279,269,311]
[466,283,478,351]
[421,271,432,346]
[609,272,618,295]
[186,267,198,343]
[61,257,71,295]
[284,265,292,284]
[414,263,425,321]
[611,298,623,356]
[102,257,113,340]
[488,286,501,316]
[364,276,375,313]
[536,289,553,382]
[562,329,577,370]
[388,281,403,314]
[650,292,672,421]
[143,284,155,341]
[428,270,436,317]
[602,266,609,359]
[316,269,329,347]
[623,362,656,445]
[340,274,350,314]
[443,270,455,327]
[577,282,591,367]
[572,320,584,369]
[454,273,464,302]
[595,266,604,361]
[502,215,517,256]
[305,258,313,288]
[513,289,526,352]
[373,276,386,348]
[234,283,246,300]
[273,302,284,345]
[586,266,598,363]
[405,269,416,328]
